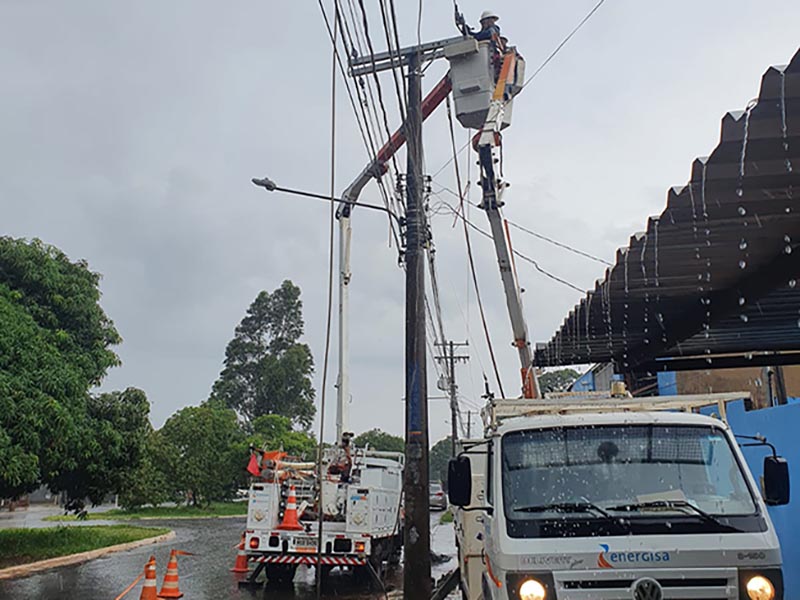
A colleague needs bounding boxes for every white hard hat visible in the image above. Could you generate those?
[480,10,499,21]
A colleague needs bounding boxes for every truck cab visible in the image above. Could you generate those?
[449,394,790,600]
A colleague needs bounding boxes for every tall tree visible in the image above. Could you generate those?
[157,402,247,505]
[353,429,405,453]
[249,415,316,458]
[0,237,122,499]
[48,388,151,506]
[211,281,315,428]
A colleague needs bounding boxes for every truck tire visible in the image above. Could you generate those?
[266,564,297,586]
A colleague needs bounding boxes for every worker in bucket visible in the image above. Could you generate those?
[467,11,505,81]
[470,10,501,42]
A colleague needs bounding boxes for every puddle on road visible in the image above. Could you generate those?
[0,515,456,600]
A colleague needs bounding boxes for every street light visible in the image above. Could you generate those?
[251,176,403,227]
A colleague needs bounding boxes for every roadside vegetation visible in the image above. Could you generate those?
[44,502,247,522]
[439,509,454,524]
[0,525,170,569]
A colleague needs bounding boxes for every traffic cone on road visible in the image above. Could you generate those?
[139,555,158,600]
[277,485,304,531]
[231,533,250,573]
[157,549,185,598]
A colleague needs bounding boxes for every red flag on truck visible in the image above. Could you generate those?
[246,453,261,477]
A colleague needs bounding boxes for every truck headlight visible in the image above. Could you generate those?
[746,575,775,600]
[519,578,547,600]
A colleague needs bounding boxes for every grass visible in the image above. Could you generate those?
[439,509,454,524]
[0,525,170,569]
[44,501,248,522]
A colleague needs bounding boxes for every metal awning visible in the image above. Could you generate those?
[535,48,800,373]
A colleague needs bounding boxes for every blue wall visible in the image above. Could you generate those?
[572,370,595,392]
[723,399,800,592]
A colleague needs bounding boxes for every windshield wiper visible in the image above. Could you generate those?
[605,500,741,532]
[513,501,628,530]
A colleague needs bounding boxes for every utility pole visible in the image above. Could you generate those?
[403,49,431,599]
[435,340,469,455]
[347,35,463,600]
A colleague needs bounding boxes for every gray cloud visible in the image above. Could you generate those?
[3,0,799,443]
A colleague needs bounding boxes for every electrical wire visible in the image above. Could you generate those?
[430,0,609,179]
[507,220,612,266]
[432,182,612,267]
[522,0,608,89]
[446,95,505,398]
[442,199,586,293]
[315,8,338,597]
[318,0,402,250]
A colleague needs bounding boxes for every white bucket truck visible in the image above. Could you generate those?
[448,391,790,600]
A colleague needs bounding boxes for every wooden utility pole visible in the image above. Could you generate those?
[347,35,464,599]
[435,341,469,454]
[403,49,431,599]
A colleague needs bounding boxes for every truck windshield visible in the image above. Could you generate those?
[502,424,758,537]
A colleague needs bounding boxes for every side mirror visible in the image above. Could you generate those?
[448,456,472,507]
[764,456,790,506]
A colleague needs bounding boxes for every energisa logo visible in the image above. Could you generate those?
[597,544,671,569]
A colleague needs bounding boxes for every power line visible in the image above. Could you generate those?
[430,0,609,179]
[522,0,608,89]
[507,220,612,266]
[315,7,338,596]
[451,203,587,293]
[318,0,403,250]
[446,95,505,398]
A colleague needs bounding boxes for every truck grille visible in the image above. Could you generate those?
[554,568,737,600]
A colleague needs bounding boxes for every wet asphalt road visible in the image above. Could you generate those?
[0,513,456,600]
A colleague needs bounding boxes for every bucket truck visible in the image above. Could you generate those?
[440,39,789,600]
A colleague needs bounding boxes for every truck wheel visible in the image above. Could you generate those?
[266,564,296,586]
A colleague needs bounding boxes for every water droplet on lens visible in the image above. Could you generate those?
[785,235,792,243]
[739,260,747,269]
[740,314,749,323]
[739,239,748,250]
[738,297,746,306]
[786,245,793,254]
[738,206,746,215]
[790,279,797,288]
[736,189,744,198]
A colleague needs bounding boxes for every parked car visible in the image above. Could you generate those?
[429,482,447,511]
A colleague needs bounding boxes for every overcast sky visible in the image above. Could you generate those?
[3,1,799,444]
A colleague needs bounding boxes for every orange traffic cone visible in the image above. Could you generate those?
[157,549,185,598]
[139,555,158,600]
[231,533,249,573]
[277,485,304,531]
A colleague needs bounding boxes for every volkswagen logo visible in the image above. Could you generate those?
[632,577,663,600]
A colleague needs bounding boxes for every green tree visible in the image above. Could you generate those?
[211,281,315,429]
[353,429,404,453]
[0,238,122,499]
[430,437,453,488]
[157,402,246,505]
[538,368,581,393]
[118,430,171,510]
[249,415,316,458]
[48,388,151,506]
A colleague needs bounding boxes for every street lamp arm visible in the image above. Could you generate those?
[251,176,403,226]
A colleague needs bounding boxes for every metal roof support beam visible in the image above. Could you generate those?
[620,247,800,373]
[639,351,800,373]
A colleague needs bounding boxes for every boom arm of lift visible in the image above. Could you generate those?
[335,75,453,443]
[475,52,541,399]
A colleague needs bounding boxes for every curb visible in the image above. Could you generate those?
[0,530,176,580]
[43,513,247,523]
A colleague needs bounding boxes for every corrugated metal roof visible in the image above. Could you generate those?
[535,48,800,372]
